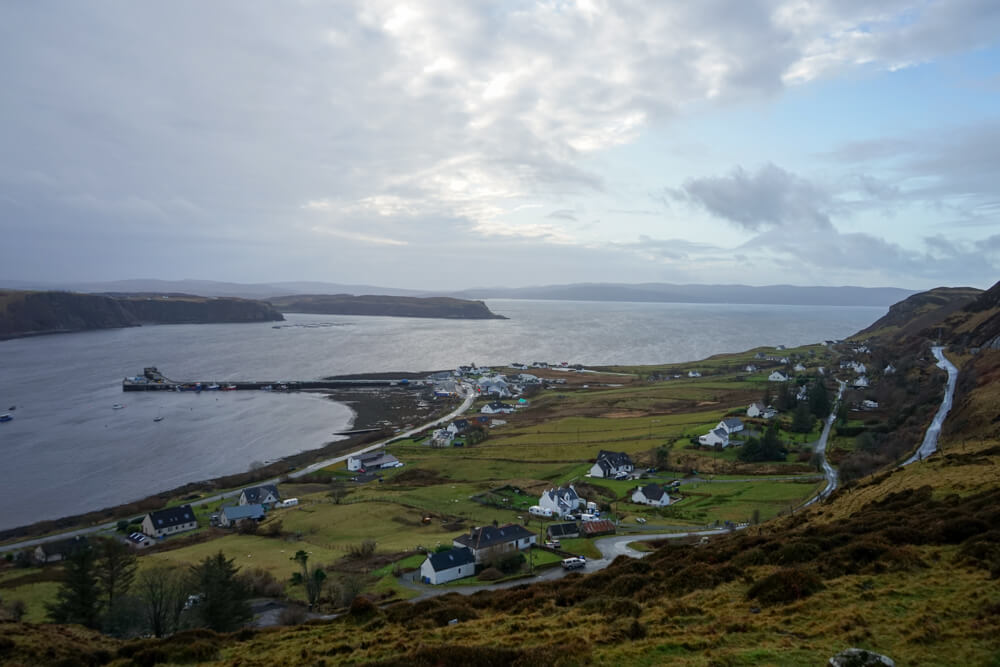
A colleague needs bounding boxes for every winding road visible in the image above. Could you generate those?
[902,346,958,466]
[803,380,846,507]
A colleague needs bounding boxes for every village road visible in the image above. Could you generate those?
[0,383,478,554]
[902,347,958,465]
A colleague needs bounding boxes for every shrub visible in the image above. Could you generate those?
[746,568,824,605]
[347,539,377,560]
[478,567,503,581]
[770,540,822,565]
[278,605,309,626]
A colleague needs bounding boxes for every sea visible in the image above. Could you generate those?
[0,299,885,531]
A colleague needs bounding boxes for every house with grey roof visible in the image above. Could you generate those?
[419,546,475,584]
[699,427,729,448]
[142,504,198,539]
[589,450,635,478]
[219,503,266,528]
[538,485,585,517]
[631,483,671,507]
[347,450,401,472]
[239,484,281,508]
[452,524,537,564]
[33,535,89,565]
[718,418,745,435]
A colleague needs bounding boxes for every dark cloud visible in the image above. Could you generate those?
[671,163,833,231]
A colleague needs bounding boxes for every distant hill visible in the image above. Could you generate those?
[0,291,283,340]
[269,294,506,319]
[0,279,917,306]
[853,285,985,344]
[449,282,916,306]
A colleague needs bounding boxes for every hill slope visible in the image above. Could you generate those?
[269,294,507,319]
[0,291,283,340]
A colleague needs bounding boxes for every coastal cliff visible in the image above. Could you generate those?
[269,293,507,319]
[0,290,283,339]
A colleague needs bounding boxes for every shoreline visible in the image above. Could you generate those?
[0,384,457,545]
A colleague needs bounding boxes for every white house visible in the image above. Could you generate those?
[420,546,475,584]
[430,428,455,446]
[744,365,759,373]
[452,524,537,563]
[239,484,280,507]
[699,427,729,447]
[768,371,789,382]
[794,363,807,372]
[589,450,635,478]
[481,401,515,415]
[539,485,585,516]
[142,505,198,539]
[884,364,896,374]
[717,418,745,435]
[347,450,401,472]
[853,376,870,388]
[631,483,671,507]
[796,385,808,401]
[447,419,471,435]
[747,402,765,417]
[688,370,702,378]
[862,400,880,409]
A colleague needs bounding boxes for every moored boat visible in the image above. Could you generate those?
[112,403,125,410]
[0,414,12,422]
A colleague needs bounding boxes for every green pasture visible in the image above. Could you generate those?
[656,479,825,524]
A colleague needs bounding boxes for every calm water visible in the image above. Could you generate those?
[0,300,884,530]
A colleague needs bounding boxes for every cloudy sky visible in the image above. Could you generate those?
[2,1,999,290]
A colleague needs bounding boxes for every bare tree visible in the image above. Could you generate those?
[136,565,188,637]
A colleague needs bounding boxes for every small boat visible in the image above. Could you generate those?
[207,384,221,391]
[0,414,12,422]
[153,416,164,422]
[112,404,125,410]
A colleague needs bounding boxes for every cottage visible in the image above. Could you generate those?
[239,484,280,507]
[420,546,475,584]
[34,536,89,565]
[538,485,585,516]
[747,402,765,418]
[884,364,896,374]
[347,450,401,472]
[862,399,880,409]
[699,427,729,447]
[481,401,515,415]
[547,522,581,540]
[853,376,870,388]
[718,418,744,435]
[794,363,807,372]
[452,524,537,564]
[589,450,635,478]
[142,504,198,539]
[631,483,671,507]
[430,428,455,446]
[744,364,759,373]
[219,504,265,528]
[688,370,702,378]
[447,419,471,435]
[768,371,789,382]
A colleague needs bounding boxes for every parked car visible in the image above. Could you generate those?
[561,557,586,570]
[544,540,561,549]
[635,517,647,524]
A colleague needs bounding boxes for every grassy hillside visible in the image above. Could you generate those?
[2,283,999,665]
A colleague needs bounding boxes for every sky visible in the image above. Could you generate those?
[2,1,999,291]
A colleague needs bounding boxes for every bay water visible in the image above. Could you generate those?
[0,299,884,530]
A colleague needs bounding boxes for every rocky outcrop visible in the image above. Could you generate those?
[269,294,507,319]
[0,290,283,339]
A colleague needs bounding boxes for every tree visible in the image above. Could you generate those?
[836,401,849,426]
[46,545,102,629]
[809,378,830,418]
[94,537,138,614]
[327,479,348,504]
[189,552,252,632]
[291,550,326,609]
[790,403,815,434]
[762,384,773,408]
[136,565,189,638]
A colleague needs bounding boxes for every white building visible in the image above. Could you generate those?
[699,427,729,447]
[768,371,789,382]
[142,505,198,539]
[420,546,475,584]
[589,450,635,478]
[539,485,585,516]
[631,483,671,507]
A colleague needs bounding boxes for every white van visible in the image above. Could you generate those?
[529,505,553,518]
[277,498,299,508]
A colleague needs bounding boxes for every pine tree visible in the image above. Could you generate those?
[190,551,252,632]
[791,402,815,433]
[94,537,138,614]
[809,378,830,418]
[46,543,102,628]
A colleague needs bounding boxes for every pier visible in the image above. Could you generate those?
[122,367,416,392]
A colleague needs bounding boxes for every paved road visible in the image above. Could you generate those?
[0,383,477,554]
[902,347,958,466]
[397,528,734,601]
[803,380,846,507]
